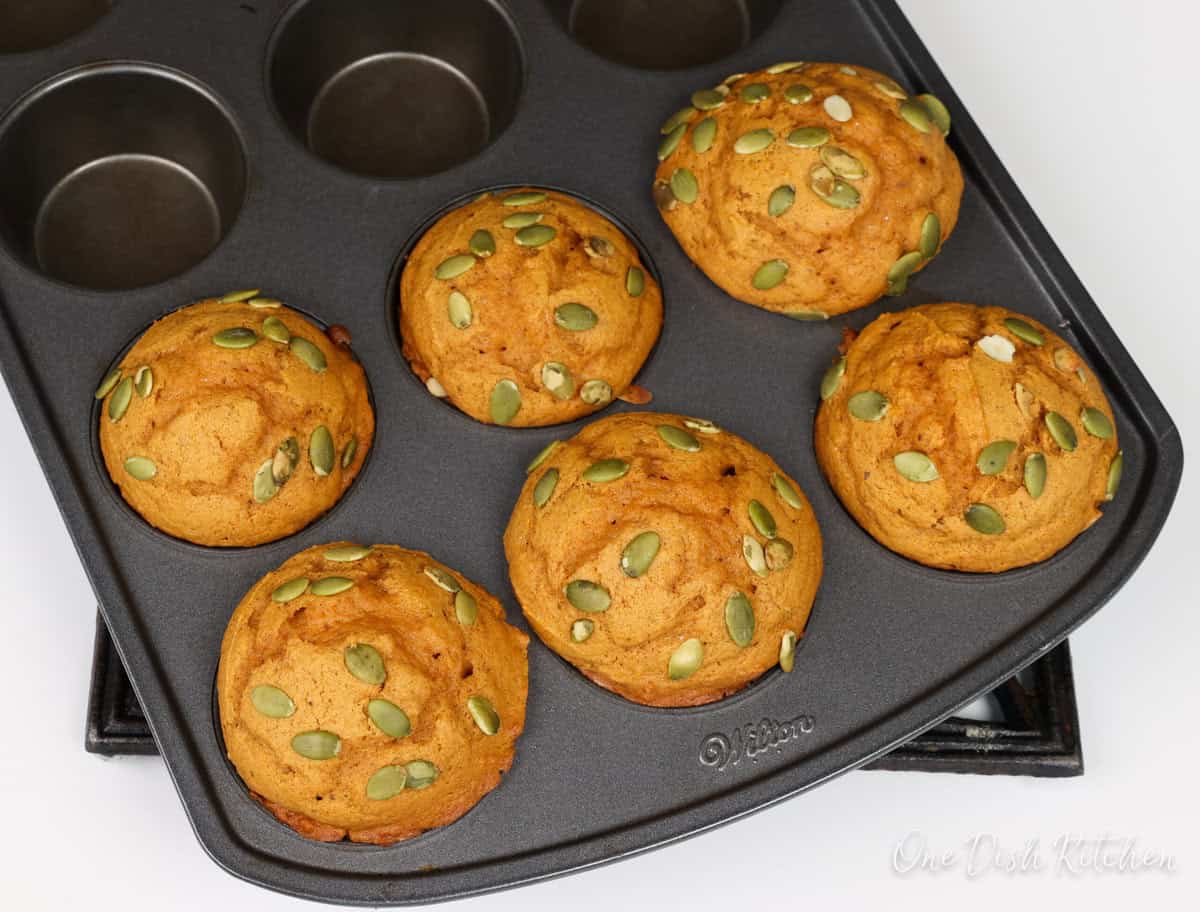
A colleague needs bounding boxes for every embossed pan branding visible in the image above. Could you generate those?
[699,715,816,772]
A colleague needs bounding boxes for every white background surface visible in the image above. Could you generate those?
[1,1,1195,909]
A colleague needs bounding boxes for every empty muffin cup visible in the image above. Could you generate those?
[0,63,246,291]
[0,0,111,54]
[269,0,524,180]
[547,0,781,70]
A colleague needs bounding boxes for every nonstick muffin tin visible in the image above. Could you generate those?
[0,0,1183,905]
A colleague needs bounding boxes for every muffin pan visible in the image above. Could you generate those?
[0,0,1183,905]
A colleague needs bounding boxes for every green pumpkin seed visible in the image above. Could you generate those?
[252,459,278,503]
[468,229,495,258]
[368,699,411,737]
[133,366,153,398]
[541,361,574,399]
[526,440,560,474]
[784,83,814,104]
[1105,451,1123,501]
[325,544,372,562]
[310,576,354,596]
[565,580,610,613]
[658,122,687,160]
[250,685,295,718]
[271,577,308,603]
[571,619,594,642]
[515,224,556,247]
[820,146,866,179]
[809,165,861,209]
[502,191,547,206]
[467,696,500,735]
[893,451,938,482]
[886,251,923,296]
[584,236,614,258]
[771,473,804,509]
[344,643,386,685]
[341,435,358,470]
[366,765,408,800]
[1045,411,1078,452]
[435,253,476,280]
[919,213,941,259]
[740,82,770,103]
[965,503,1005,535]
[123,456,157,481]
[848,390,889,421]
[219,288,260,303]
[657,425,700,452]
[917,93,951,134]
[213,327,258,349]
[289,337,327,373]
[766,61,804,74]
[820,357,847,400]
[502,212,542,229]
[1004,317,1044,346]
[670,168,699,204]
[724,592,755,647]
[874,78,907,99]
[977,440,1017,475]
[447,290,472,329]
[734,128,774,154]
[533,468,559,507]
[272,437,299,484]
[748,500,777,539]
[107,377,133,422]
[1081,407,1114,439]
[660,106,696,134]
[455,589,478,625]
[787,126,830,148]
[823,94,852,121]
[752,259,789,290]
[248,297,282,309]
[742,535,768,577]
[899,98,932,133]
[582,458,629,483]
[621,531,661,578]
[787,309,829,321]
[684,418,720,435]
[404,760,439,789]
[626,266,645,297]
[580,379,613,406]
[779,631,798,672]
[765,538,794,571]
[768,185,796,217]
[424,566,460,592]
[261,316,290,345]
[1024,453,1047,498]
[668,638,704,680]
[691,88,725,110]
[291,730,340,760]
[977,334,1016,363]
[691,117,717,153]
[554,302,598,331]
[309,425,334,476]
[490,379,521,424]
[94,368,122,400]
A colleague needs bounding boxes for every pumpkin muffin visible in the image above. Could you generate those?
[652,61,963,318]
[399,188,663,426]
[95,292,374,547]
[504,412,823,707]
[815,302,1122,572]
[217,542,529,845]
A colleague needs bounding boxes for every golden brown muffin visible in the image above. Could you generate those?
[652,62,963,317]
[95,293,374,547]
[815,303,1122,572]
[399,188,663,426]
[217,542,529,845]
[504,412,823,707]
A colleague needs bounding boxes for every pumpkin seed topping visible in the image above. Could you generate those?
[965,503,1006,535]
[919,213,941,259]
[526,440,561,474]
[823,94,852,121]
[788,310,829,321]
[133,366,154,398]
[271,577,309,603]
[886,251,923,296]
[490,379,521,425]
[669,638,704,680]
[502,212,542,229]
[772,473,804,509]
[213,327,258,349]
[580,379,614,406]
[657,425,700,452]
[405,760,439,789]
[684,417,721,435]
[123,456,157,481]
[658,122,687,161]
[749,499,777,539]
[742,535,768,577]
[366,765,408,800]
[1053,347,1083,374]
[752,259,789,290]
[309,425,335,476]
[426,376,447,398]
[344,643,386,685]
[469,229,495,258]
[917,93,951,134]
[620,531,661,578]
[273,437,299,484]
[1004,317,1044,346]
[565,580,610,613]
[554,302,598,331]
[779,631,798,672]
[820,146,866,180]
[252,459,278,503]
[660,106,697,134]
[977,334,1016,363]
[95,368,122,400]
[424,566,460,592]
[1081,407,1114,439]
[977,440,1017,475]
[468,696,500,735]
[455,589,478,625]
[768,185,796,217]
[670,168,699,204]
[219,289,260,303]
[766,538,794,571]
[1105,451,1123,501]
[874,78,907,99]
[809,164,860,209]
[899,98,932,133]
[251,685,295,718]
[1024,453,1047,498]
[310,577,354,596]
[691,88,725,110]
[571,619,595,642]
[848,390,889,421]
[820,357,847,400]
[766,61,804,74]
[784,84,814,104]
[787,126,830,148]
[533,468,559,507]
[502,191,547,206]
[582,458,629,483]
[691,116,717,153]
[724,592,755,647]
[1045,412,1078,451]
[515,224,556,247]
[262,317,290,344]
[584,236,615,258]
[324,544,372,562]
[734,128,775,154]
[740,83,770,103]
[626,266,645,297]
[291,731,340,760]
[447,291,472,329]
[893,451,938,483]
[248,297,282,309]
[1015,382,1037,418]
[289,337,327,372]
[435,253,476,280]
[542,361,574,399]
